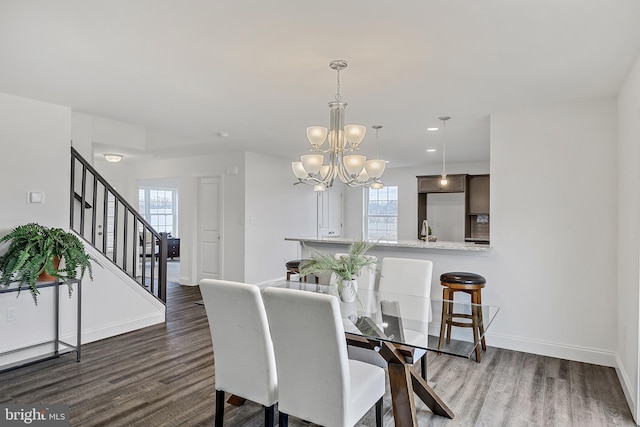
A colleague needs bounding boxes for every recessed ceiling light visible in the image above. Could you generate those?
[427,127,439,132]
[426,149,437,152]
[217,132,230,137]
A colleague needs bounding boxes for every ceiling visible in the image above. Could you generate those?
[1,1,640,168]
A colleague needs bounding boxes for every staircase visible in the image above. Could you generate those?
[70,147,167,303]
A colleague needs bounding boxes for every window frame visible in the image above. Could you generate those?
[364,185,399,241]
[138,186,178,236]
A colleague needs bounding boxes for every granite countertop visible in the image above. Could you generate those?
[285,237,491,252]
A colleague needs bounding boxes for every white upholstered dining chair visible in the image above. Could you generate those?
[348,257,433,379]
[262,287,385,427]
[199,279,278,427]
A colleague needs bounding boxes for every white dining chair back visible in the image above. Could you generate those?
[379,257,433,296]
[263,287,385,427]
[348,257,433,379]
[199,279,277,427]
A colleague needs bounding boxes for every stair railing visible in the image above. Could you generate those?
[70,147,167,303]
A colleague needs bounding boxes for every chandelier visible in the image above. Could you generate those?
[291,60,386,192]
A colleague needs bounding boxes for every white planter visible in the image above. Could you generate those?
[339,278,358,303]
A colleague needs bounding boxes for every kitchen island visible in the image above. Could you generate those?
[285,236,491,253]
[285,237,493,298]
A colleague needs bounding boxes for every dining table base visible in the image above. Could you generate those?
[347,334,454,426]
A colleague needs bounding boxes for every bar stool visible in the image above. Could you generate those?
[438,272,487,362]
[285,260,318,283]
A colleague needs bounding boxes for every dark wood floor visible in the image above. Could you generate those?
[0,282,636,426]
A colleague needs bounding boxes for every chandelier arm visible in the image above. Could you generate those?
[297,176,330,185]
[310,147,333,154]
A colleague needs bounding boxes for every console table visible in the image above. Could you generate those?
[0,279,81,372]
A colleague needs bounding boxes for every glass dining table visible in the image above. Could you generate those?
[266,280,500,427]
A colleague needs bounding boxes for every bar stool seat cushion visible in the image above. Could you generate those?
[286,260,303,270]
[440,272,486,286]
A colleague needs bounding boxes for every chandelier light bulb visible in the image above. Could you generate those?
[345,124,366,147]
[301,154,324,174]
[292,162,308,179]
[319,165,331,180]
[365,159,386,179]
[307,126,328,147]
[343,155,366,176]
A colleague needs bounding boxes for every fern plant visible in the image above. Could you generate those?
[0,223,99,304]
[299,240,377,282]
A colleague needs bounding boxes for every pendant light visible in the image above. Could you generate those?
[438,116,450,185]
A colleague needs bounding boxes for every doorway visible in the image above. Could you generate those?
[196,175,222,282]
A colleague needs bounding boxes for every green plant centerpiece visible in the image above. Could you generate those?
[0,223,99,304]
[299,240,377,302]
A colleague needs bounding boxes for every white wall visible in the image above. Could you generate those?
[345,100,618,369]
[617,52,640,421]
[120,152,247,283]
[426,192,466,241]
[0,92,71,364]
[0,93,165,365]
[0,92,71,229]
[71,111,94,163]
[489,99,618,358]
[244,152,316,284]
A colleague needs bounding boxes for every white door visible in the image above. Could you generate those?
[197,176,222,281]
[317,185,343,237]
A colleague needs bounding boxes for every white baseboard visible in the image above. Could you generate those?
[180,276,197,286]
[75,311,166,345]
[485,332,617,367]
[615,353,639,424]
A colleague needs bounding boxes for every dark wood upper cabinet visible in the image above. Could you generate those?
[467,175,490,214]
[417,174,466,193]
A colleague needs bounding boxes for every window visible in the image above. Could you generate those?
[366,186,398,241]
[138,188,178,235]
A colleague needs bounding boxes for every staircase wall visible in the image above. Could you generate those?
[0,91,165,367]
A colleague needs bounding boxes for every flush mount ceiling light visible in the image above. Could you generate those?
[291,60,386,192]
[438,116,451,185]
[103,154,123,163]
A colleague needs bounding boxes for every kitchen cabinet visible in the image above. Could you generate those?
[418,174,466,193]
[465,175,490,243]
[467,175,490,214]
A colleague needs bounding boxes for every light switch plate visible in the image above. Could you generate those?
[28,191,44,204]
